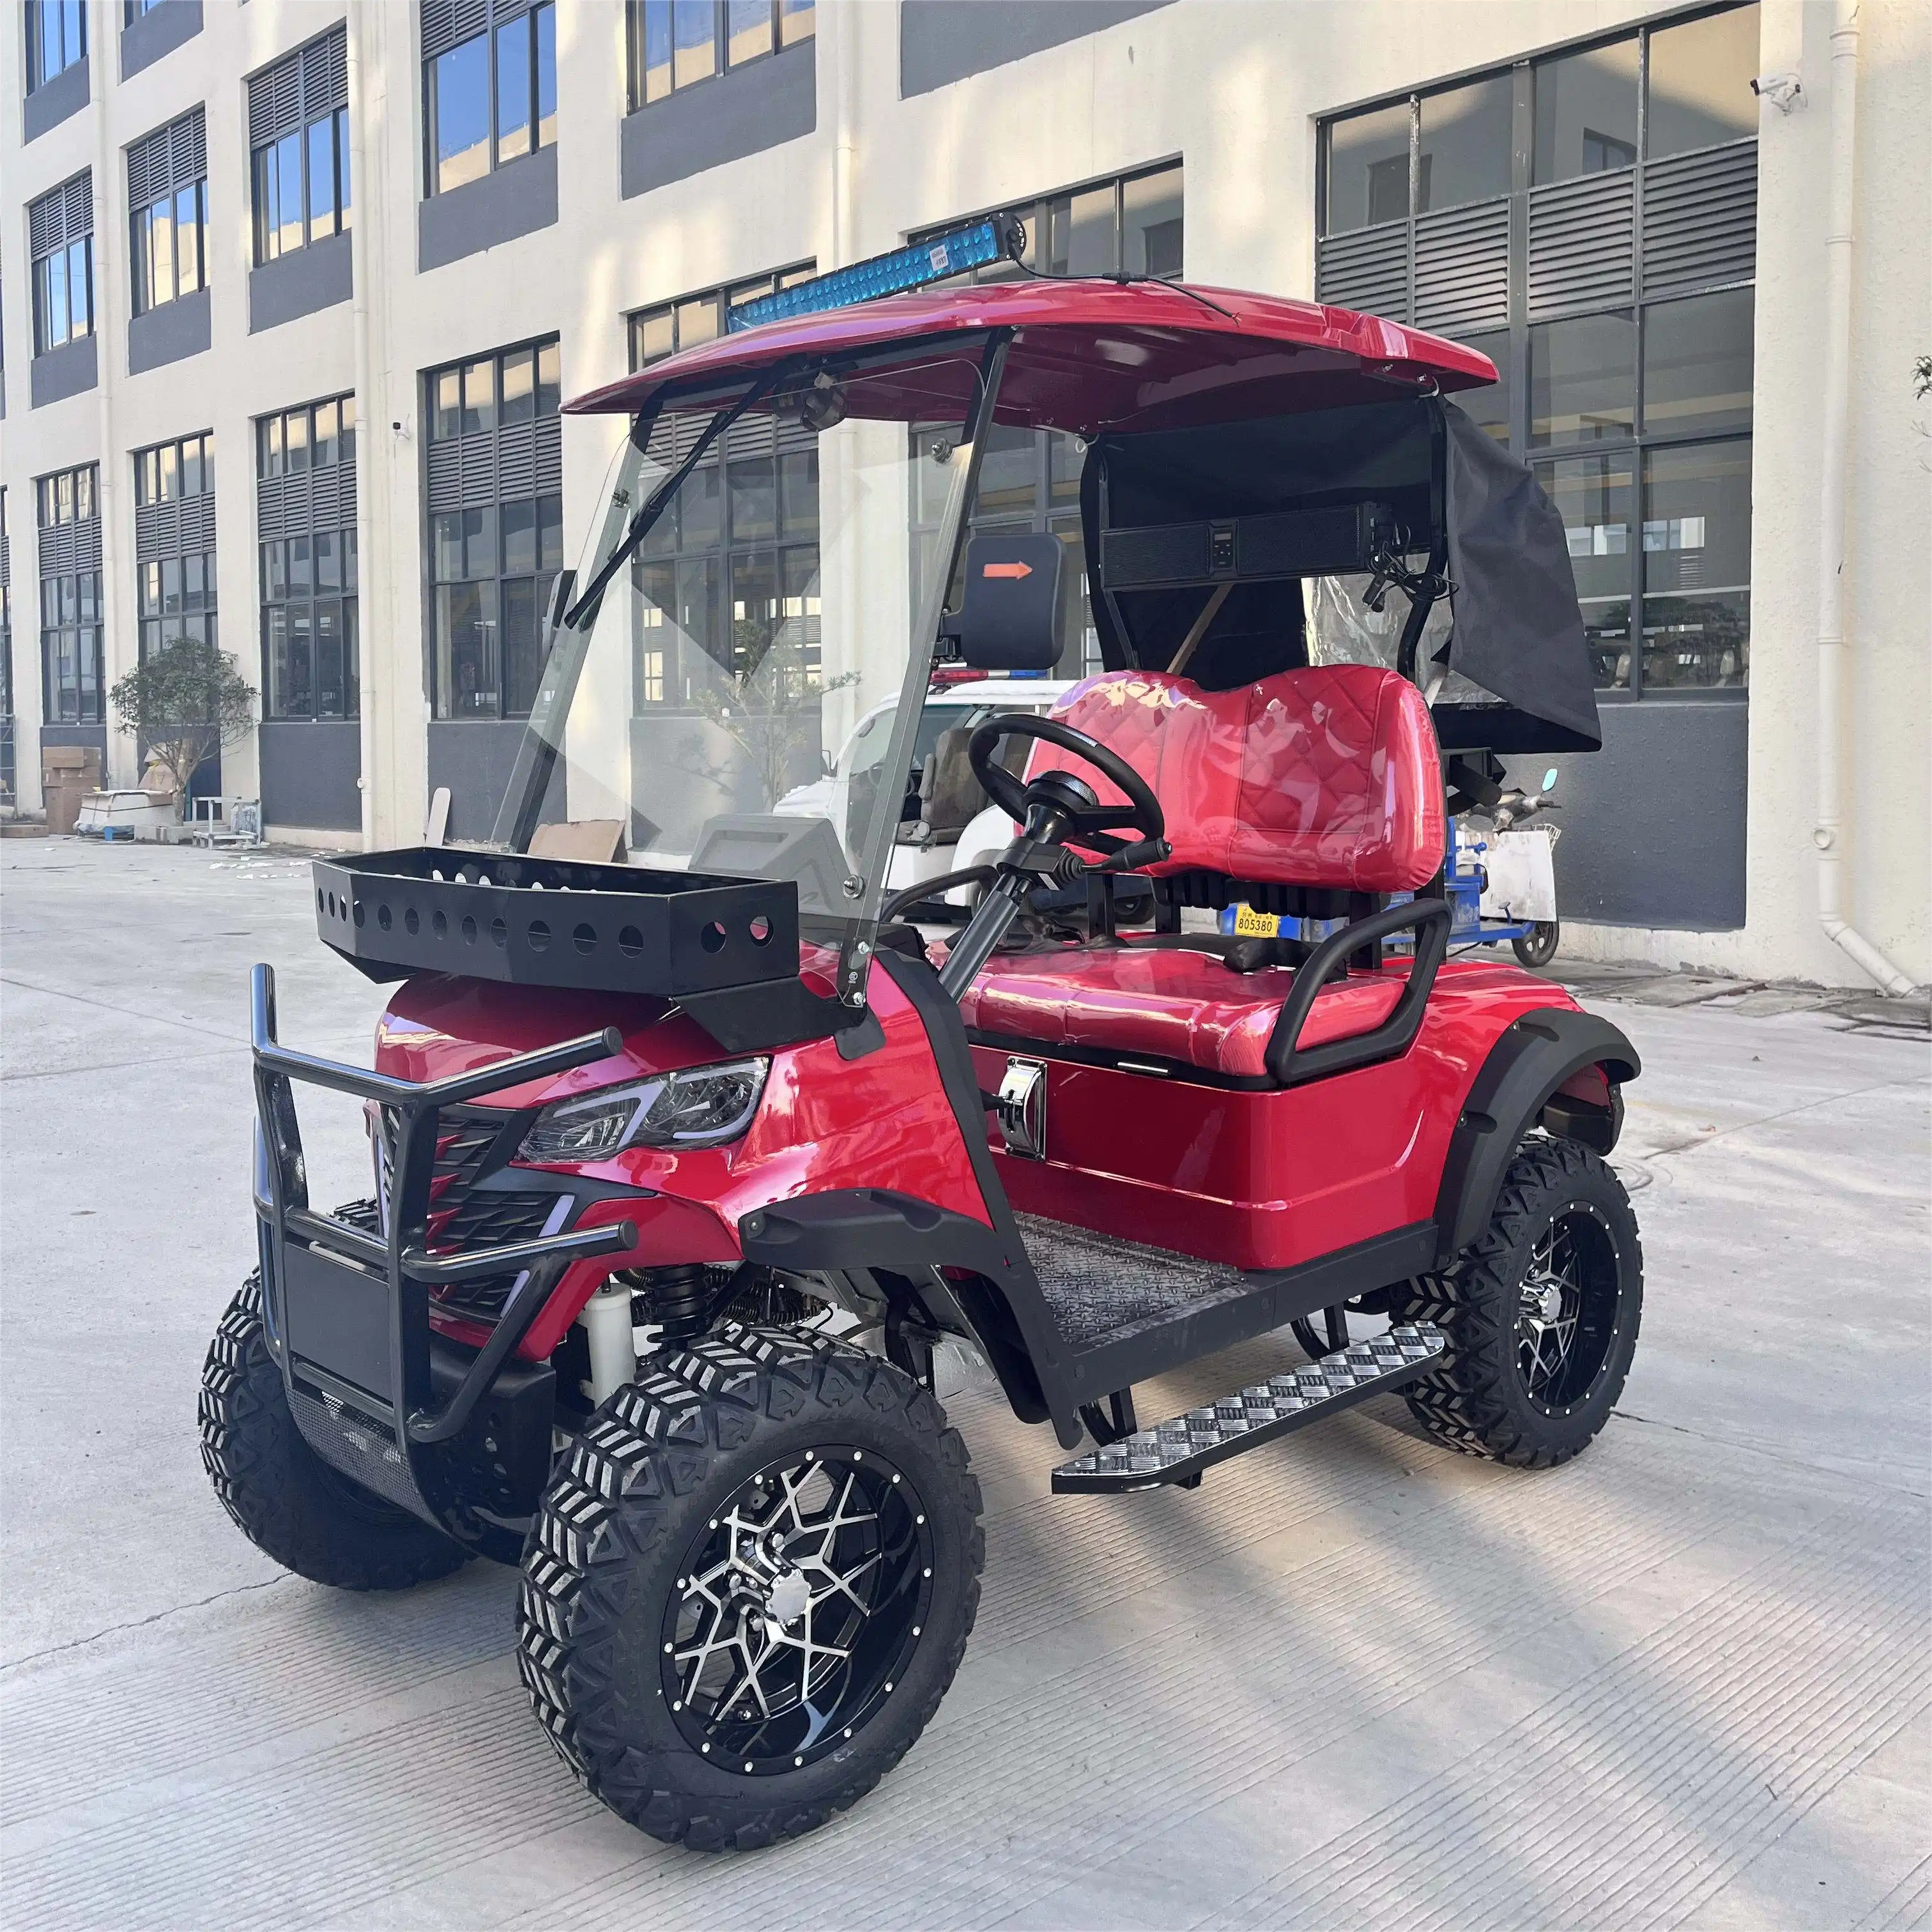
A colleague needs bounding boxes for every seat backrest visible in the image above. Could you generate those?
[1025,664,1445,891]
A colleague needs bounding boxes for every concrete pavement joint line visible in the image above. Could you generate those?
[1848,1852,1932,1932]
[1628,1067,1930,1162]
[0,1044,244,1085]
[0,1575,296,1676]
[0,972,247,1049]
[1609,1409,1932,1499]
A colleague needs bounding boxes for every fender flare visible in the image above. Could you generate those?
[1432,1008,1641,1264]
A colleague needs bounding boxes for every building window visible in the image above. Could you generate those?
[626,268,819,710]
[249,26,350,264]
[1316,3,1759,696]
[29,174,93,356]
[132,434,218,663]
[425,338,563,719]
[125,0,169,20]
[129,109,209,316]
[27,1,86,91]
[258,395,359,719]
[423,0,555,196]
[35,465,103,724]
[908,162,1186,675]
[626,0,814,111]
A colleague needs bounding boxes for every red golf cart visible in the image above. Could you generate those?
[203,249,1641,1853]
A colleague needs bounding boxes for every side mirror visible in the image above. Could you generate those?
[953,533,1063,671]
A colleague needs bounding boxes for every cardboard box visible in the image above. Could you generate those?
[42,747,104,836]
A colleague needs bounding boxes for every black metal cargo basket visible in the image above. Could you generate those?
[311,847,801,999]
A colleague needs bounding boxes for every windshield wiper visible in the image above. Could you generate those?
[563,363,792,629]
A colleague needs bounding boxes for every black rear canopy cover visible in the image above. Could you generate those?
[1081,395,1600,754]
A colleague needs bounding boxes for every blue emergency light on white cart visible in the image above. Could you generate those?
[1222,767,1563,970]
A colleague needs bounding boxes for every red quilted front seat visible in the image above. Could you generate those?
[958,664,1445,1076]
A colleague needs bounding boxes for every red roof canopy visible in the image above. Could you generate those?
[565,280,1498,438]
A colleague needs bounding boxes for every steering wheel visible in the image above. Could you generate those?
[967,715,1164,855]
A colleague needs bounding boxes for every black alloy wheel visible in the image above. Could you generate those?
[519,1326,983,1851]
[663,1447,933,1774]
[1397,1137,1642,1468]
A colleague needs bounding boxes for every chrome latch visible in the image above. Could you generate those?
[995,1059,1047,1160]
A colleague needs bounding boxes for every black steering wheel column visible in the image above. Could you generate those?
[935,716,1169,1000]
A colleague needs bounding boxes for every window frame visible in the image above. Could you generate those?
[34,463,103,726]
[130,433,219,668]
[625,0,814,114]
[28,177,95,356]
[1315,4,1758,700]
[423,0,556,198]
[27,0,86,92]
[423,337,564,721]
[624,268,820,715]
[248,28,352,268]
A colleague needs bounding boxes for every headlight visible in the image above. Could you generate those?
[516,1058,769,1163]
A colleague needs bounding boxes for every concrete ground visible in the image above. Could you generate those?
[1,837,1927,1932]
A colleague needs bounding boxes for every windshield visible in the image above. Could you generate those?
[491,345,997,985]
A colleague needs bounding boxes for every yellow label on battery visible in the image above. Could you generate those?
[1232,905,1280,938]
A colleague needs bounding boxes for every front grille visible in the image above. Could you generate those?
[371,1103,516,1236]
[438,1188,562,1251]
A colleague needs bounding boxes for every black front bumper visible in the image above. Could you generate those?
[249,963,638,1558]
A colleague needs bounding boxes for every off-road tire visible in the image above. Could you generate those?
[198,1273,468,1590]
[1397,1137,1641,1468]
[518,1326,983,1853]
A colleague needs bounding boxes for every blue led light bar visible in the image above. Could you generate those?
[726,215,1023,334]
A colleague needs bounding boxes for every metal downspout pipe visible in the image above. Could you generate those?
[347,2,381,853]
[1812,0,1917,994]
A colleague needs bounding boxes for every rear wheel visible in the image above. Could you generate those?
[1512,921,1560,969]
[518,1326,983,1852]
[1397,1138,1641,1468]
[198,1274,468,1590]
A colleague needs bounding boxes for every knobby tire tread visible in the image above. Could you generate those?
[1398,1137,1641,1469]
[197,1273,468,1591]
[518,1326,984,1853]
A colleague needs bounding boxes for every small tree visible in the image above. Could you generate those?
[109,638,257,813]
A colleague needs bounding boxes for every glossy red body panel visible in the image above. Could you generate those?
[565,281,1497,436]
[969,960,1579,1269]
[960,944,1410,1078]
[375,958,990,1361]
[1025,666,1446,892]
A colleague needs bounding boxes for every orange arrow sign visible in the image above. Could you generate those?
[983,561,1032,579]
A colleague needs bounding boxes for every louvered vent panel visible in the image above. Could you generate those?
[534,419,563,494]
[302,27,348,116]
[135,502,173,560]
[1315,223,1410,322]
[498,424,536,498]
[128,110,206,211]
[40,525,77,578]
[422,0,489,62]
[1643,142,1757,298]
[1527,171,1634,319]
[1,529,11,592]
[427,443,463,515]
[460,441,499,510]
[185,496,217,549]
[30,173,92,257]
[310,467,344,528]
[249,53,302,146]
[1413,200,1509,334]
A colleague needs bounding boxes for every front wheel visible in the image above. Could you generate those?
[1397,1137,1641,1468]
[198,1275,468,1590]
[1512,921,1560,969]
[518,1326,983,1852]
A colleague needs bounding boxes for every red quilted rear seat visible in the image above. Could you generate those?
[958,943,1409,1080]
[1023,663,1444,891]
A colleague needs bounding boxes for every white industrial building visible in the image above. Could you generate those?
[1,0,1925,991]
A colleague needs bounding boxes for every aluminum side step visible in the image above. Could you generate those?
[1052,1322,1447,1494]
